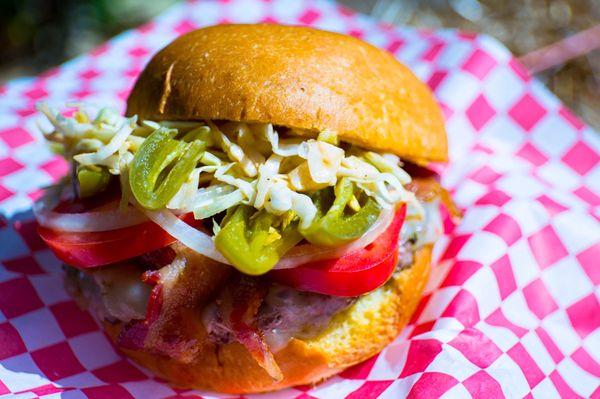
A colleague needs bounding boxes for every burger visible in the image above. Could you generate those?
[34,24,455,393]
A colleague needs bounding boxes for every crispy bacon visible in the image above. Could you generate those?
[135,247,177,270]
[117,243,231,361]
[218,276,283,381]
[115,248,177,350]
[117,271,163,350]
[407,174,462,223]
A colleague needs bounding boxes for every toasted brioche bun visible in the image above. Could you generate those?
[104,245,431,394]
[126,24,447,163]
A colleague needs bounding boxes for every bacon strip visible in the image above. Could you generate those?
[218,276,283,381]
[117,243,231,362]
[408,175,462,223]
[117,289,161,349]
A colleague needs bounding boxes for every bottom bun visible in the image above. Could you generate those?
[105,245,432,394]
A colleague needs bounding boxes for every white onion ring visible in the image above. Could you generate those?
[34,198,148,232]
[142,208,393,271]
[143,209,230,264]
[274,207,395,269]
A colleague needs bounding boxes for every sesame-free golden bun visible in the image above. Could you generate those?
[126,24,448,163]
[104,245,431,394]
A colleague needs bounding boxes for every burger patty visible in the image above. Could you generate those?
[202,284,357,351]
[63,239,417,352]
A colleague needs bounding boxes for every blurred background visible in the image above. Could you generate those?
[0,0,598,129]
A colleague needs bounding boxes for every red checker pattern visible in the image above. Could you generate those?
[462,48,497,80]
[427,70,448,91]
[475,189,511,206]
[0,127,34,149]
[0,185,14,202]
[447,328,502,368]
[0,322,27,360]
[0,158,24,177]
[507,342,545,388]
[534,327,564,363]
[25,383,71,397]
[340,355,379,379]
[463,370,505,399]
[490,255,518,300]
[0,277,44,318]
[576,243,600,284]
[407,372,459,399]
[174,20,197,35]
[486,307,528,338]
[566,293,600,339]
[298,9,321,24]
[522,278,559,320]
[39,157,68,180]
[12,219,47,251]
[441,289,480,326]
[440,234,470,260]
[508,93,547,131]
[550,370,585,399]
[79,69,101,80]
[421,42,445,62]
[92,360,147,383]
[23,87,48,101]
[31,342,85,380]
[2,256,44,275]
[484,213,522,245]
[466,94,496,131]
[345,380,393,399]
[469,165,502,184]
[516,142,549,167]
[571,347,600,378]
[441,260,482,287]
[558,107,585,130]
[399,339,443,377]
[536,194,568,216]
[0,380,9,396]
[385,38,405,54]
[561,141,600,175]
[82,384,135,399]
[527,225,568,269]
[0,0,597,398]
[49,301,98,338]
[574,186,600,207]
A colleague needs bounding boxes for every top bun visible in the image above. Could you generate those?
[126,24,447,163]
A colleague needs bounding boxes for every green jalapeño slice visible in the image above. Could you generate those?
[300,178,381,246]
[130,127,206,209]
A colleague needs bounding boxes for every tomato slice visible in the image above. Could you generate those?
[270,204,407,297]
[38,213,199,269]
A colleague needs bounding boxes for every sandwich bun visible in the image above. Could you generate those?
[115,24,445,393]
[126,24,447,163]
[104,245,431,394]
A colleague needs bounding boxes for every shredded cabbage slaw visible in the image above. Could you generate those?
[38,103,423,227]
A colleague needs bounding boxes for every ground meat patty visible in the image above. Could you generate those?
[258,284,357,351]
[66,238,420,354]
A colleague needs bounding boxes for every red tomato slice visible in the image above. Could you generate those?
[270,205,407,297]
[38,212,199,269]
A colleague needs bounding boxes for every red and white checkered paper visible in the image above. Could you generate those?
[0,0,599,398]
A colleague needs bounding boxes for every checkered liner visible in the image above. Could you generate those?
[0,0,598,398]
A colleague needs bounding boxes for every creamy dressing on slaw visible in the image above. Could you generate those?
[37,103,424,233]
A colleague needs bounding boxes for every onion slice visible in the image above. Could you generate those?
[143,207,394,271]
[142,209,230,264]
[34,199,148,232]
[274,207,395,270]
